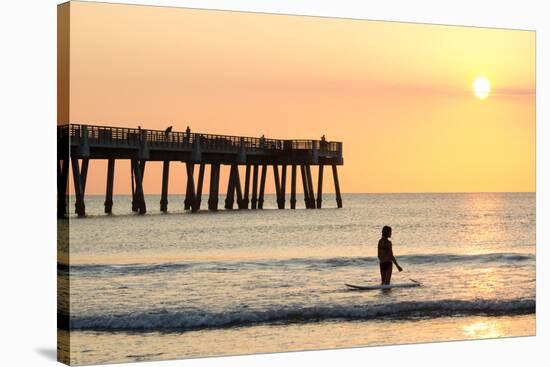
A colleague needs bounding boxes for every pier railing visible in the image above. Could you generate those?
[64,123,342,154]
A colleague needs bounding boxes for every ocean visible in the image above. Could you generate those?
[58,192,536,365]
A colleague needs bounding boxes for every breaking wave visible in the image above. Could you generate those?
[63,252,534,277]
[68,298,535,332]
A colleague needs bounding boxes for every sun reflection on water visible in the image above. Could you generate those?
[462,320,504,339]
[457,193,508,252]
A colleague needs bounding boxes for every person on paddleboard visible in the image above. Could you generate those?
[378,226,403,285]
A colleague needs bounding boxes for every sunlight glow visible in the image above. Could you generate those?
[473,77,491,99]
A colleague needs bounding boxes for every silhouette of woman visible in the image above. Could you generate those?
[378,226,403,285]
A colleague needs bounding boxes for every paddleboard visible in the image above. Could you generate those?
[345,279,421,290]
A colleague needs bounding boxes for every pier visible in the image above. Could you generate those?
[57,124,344,218]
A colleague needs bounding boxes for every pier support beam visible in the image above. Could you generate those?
[208,163,220,211]
[300,165,310,209]
[280,164,287,209]
[251,164,259,209]
[316,165,324,209]
[57,158,69,218]
[234,165,244,209]
[160,161,170,213]
[184,163,196,210]
[225,164,243,210]
[258,164,267,209]
[71,158,87,217]
[290,165,297,209]
[306,165,316,209]
[73,158,89,215]
[224,164,236,210]
[332,164,343,208]
[80,158,89,196]
[192,163,205,212]
[131,160,146,212]
[243,164,251,209]
[131,163,136,212]
[104,158,115,214]
[273,164,282,209]
[131,159,146,214]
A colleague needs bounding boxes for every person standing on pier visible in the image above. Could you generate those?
[186,126,191,145]
[321,134,327,151]
[164,126,172,142]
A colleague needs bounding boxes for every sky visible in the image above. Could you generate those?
[61,1,535,195]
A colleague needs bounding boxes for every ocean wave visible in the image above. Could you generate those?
[69,298,535,332]
[64,252,534,276]
[62,262,192,276]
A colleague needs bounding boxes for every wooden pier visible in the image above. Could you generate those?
[57,124,344,218]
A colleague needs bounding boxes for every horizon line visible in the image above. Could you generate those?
[73,191,536,196]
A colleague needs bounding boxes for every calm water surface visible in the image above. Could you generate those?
[59,193,536,365]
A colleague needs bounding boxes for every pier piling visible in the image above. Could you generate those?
[208,163,220,211]
[131,159,146,214]
[243,165,251,209]
[280,164,287,209]
[306,165,315,209]
[193,163,205,212]
[80,158,89,197]
[71,158,86,217]
[251,164,259,209]
[57,158,69,218]
[131,160,146,212]
[234,164,244,210]
[258,164,267,209]
[104,158,115,214]
[273,164,282,209]
[131,163,137,212]
[300,165,310,209]
[224,164,236,210]
[316,165,324,209]
[160,161,170,212]
[332,164,343,208]
[290,165,297,209]
[184,163,195,210]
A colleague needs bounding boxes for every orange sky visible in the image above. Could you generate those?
[62,1,535,195]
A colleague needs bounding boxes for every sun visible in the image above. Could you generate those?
[473,77,491,99]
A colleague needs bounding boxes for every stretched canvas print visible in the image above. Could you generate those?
[57,1,536,365]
